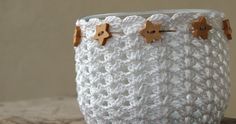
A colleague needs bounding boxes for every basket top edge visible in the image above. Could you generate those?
[80,9,224,21]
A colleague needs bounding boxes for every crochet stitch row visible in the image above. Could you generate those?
[73,16,232,47]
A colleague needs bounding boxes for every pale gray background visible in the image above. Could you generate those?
[0,0,235,117]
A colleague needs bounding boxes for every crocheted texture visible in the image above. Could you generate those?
[74,10,230,124]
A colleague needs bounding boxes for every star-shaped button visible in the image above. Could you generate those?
[73,26,81,47]
[140,21,161,43]
[94,23,111,46]
[223,19,232,40]
[192,16,212,40]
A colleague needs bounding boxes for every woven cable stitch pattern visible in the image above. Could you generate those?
[74,11,230,124]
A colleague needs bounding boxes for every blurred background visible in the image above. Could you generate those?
[0,0,235,117]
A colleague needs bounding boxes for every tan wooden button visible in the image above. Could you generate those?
[94,23,111,46]
[192,16,212,40]
[223,19,232,40]
[140,21,161,43]
[73,26,81,47]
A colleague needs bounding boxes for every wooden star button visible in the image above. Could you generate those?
[192,16,212,40]
[73,26,81,47]
[223,19,232,40]
[94,23,111,46]
[140,21,161,43]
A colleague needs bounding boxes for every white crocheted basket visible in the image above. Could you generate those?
[74,9,231,124]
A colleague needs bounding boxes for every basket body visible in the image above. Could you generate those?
[74,10,230,124]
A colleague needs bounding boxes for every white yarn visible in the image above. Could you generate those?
[74,10,230,124]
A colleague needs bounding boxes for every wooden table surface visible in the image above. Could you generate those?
[0,97,235,124]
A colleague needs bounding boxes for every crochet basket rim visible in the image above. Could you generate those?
[80,9,224,21]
